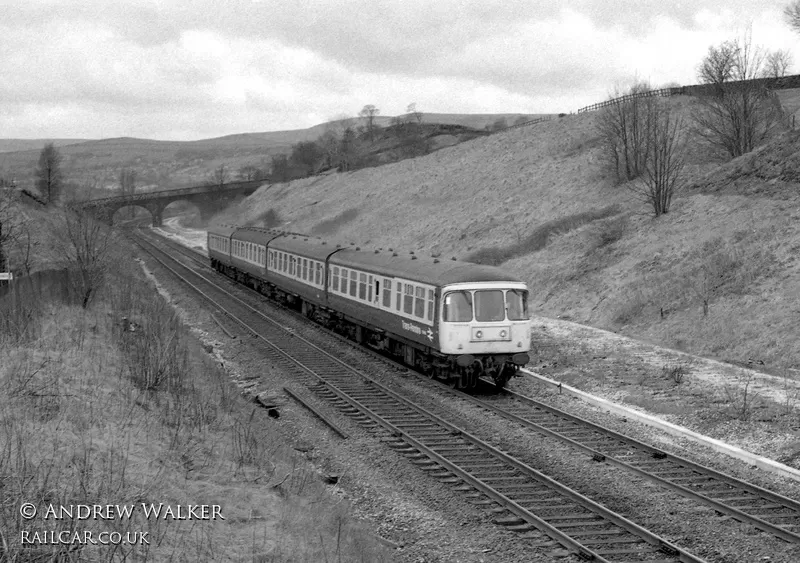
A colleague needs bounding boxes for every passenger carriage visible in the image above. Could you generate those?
[206,226,531,388]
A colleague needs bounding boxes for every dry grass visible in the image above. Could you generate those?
[311,208,360,236]
[465,205,620,266]
[0,256,389,562]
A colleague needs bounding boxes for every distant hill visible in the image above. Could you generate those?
[0,113,549,195]
[0,138,92,154]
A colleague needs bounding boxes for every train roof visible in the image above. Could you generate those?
[208,225,524,287]
[207,224,238,238]
[232,227,286,244]
[269,234,339,262]
[331,248,523,286]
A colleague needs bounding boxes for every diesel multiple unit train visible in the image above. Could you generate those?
[207,226,531,388]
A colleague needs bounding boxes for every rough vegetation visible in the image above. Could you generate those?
[0,239,388,562]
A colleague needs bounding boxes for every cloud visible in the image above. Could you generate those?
[1,1,798,139]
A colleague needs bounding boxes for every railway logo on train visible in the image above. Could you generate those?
[206,226,531,389]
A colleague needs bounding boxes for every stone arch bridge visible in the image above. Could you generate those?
[79,180,264,226]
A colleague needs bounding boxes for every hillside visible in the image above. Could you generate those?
[0,113,544,196]
[216,94,800,371]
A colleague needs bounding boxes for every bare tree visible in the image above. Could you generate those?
[289,141,324,176]
[785,1,800,33]
[270,154,290,182]
[596,82,654,183]
[358,104,380,142]
[406,102,423,125]
[207,164,229,190]
[49,207,118,308]
[762,49,793,78]
[630,101,686,216]
[119,168,136,218]
[238,165,265,181]
[338,127,359,171]
[35,143,64,205]
[697,41,737,90]
[0,187,20,275]
[693,30,784,159]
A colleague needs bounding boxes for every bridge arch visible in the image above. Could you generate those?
[111,204,154,225]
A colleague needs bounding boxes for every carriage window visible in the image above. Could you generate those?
[315,263,322,285]
[414,287,425,318]
[427,289,435,322]
[289,256,296,276]
[443,291,473,322]
[404,285,414,315]
[349,270,357,297]
[474,290,505,322]
[369,276,374,302]
[396,282,402,311]
[269,251,274,268]
[506,289,529,320]
[338,269,347,293]
[302,258,308,280]
[332,267,339,291]
[359,273,367,300]
[383,279,392,307]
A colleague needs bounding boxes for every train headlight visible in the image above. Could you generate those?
[475,331,483,339]
[500,330,507,338]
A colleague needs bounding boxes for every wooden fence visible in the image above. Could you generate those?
[577,73,800,114]
[577,87,684,114]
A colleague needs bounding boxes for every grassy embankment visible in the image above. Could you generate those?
[0,220,388,561]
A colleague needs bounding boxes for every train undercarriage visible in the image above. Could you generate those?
[212,259,523,390]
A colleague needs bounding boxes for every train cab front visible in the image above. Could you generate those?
[439,282,531,388]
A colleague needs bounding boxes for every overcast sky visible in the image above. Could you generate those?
[1,0,797,141]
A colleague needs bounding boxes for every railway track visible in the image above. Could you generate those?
[131,229,706,562]
[444,386,800,544]
[140,227,800,546]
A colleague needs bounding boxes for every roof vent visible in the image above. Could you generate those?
[303,238,308,241]
[355,247,360,251]
[434,259,440,264]
[451,257,457,261]
[350,242,355,245]
[374,250,379,254]
[392,252,398,257]
[336,244,341,248]
[322,241,327,245]
[388,248,393,251]
[410,251,415,255]
[411,256,417,260]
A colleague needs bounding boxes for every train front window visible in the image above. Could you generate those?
[506,289,529,320]
[474,290,505,322]
[443,291,472,322]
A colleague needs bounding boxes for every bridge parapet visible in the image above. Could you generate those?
[79,179,266,225]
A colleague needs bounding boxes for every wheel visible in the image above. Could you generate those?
[492,365,515,390]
